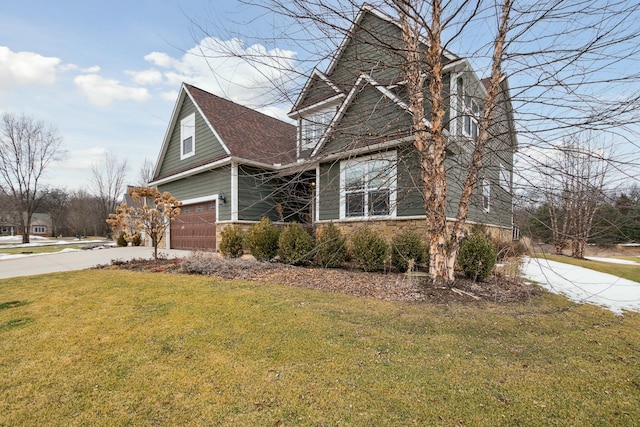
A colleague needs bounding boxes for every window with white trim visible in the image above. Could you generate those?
[458,77,479,139]
[33,226,46,234]
[340,153,396,218]
[482,178,491,212]
[180,113,195,159]
[301,109,334,151]
[463,98,479,139]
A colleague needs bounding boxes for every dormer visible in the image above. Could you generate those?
[289,69,345,158]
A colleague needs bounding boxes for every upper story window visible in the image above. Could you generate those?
[180,113,195,159]
[458,77,480,140]
[301,108,334,151]
[340,152,396,219]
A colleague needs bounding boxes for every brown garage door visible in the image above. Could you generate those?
[170,201,216,251]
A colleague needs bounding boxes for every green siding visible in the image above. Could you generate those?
[321,85,411,155]
[237,166,281,222]
[157,95,228,177]
[329,12,405,88]
[318,162,340,221]
[158,166,231,221]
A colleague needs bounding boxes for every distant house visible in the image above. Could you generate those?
[149,4,516,251]
[0,212,52,237]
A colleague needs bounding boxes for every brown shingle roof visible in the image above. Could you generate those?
[185,84,297,166]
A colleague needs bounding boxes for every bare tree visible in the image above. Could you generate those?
[39,188,71,237]
[193,0,640,283]
[91,151,128,236]
[67,190,104,238]
[106,187,182,260]
[137,158,155,186]
[539,134,611,258]
[0,113,65,243]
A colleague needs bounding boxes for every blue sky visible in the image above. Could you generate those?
[0,0,298,190]
[2,0,639,193]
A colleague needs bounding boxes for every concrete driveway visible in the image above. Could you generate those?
[0,246,193,280]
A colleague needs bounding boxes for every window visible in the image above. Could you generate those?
[458,77,479,139]
[180,113,195,159]
[341,153,396,218]
[33,226,46,234]
[463,98,479,139]
[301,109,334,151]
[499,163,511,191]
[482,178,491,212]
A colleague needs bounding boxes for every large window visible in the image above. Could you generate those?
[180,113,195,159]
[301,109,334,151]
[340,153,396,218]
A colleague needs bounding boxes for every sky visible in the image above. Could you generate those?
[2,0,639,194]
[0,0,299,191]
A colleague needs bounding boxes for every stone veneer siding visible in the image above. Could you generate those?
[316,218,513,243]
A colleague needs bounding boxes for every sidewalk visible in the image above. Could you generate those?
[0,246,192,280]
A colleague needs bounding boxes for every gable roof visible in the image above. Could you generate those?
[153,83,296,180]
[185,84,296,166]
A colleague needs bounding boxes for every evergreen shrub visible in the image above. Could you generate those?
[315,222,347,268]
[116,231,128,247]
[130,233,142,246]
[391,230,426,272]
[458,230,497,281]
[219,225,244,258]
[245,217,280,261]
[278,223,314,265]
[349,227,388,272]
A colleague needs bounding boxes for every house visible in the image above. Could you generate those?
[149,4,516,251]
[0,212,52,237]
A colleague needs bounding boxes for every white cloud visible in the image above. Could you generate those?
[74,74,151,106]
[144,52,175,68]
[138,37,298,113]
[126,69,163,85]
[0,46,60,90]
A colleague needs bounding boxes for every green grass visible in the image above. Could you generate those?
[534,253,640,283]
[1,270,639,426]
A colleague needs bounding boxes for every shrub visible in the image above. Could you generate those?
[278,223,314,265]
[458,230,497,281]
[219,225,244,258]
[494,238,528,263]
[349,227,388,272]
[130,233,142,246]
[390,230,426,272]
[245,217,281,261]
[116,231,128,247]
[315,223,347,268]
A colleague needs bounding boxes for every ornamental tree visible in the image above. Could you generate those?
[107,187,181,260]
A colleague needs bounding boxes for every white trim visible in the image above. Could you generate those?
[180,113,196,160]
[339,151,397,220]
[315,165,320,222]
[482,178,491,213]
[231,162,239,222]
[183,85,231,156]
[289,69,344,116]
[149,157,231,186]
[289,93,345,119]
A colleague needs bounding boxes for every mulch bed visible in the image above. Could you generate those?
[98,255,542,305]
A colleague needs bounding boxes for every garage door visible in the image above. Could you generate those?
[170,201,216,251]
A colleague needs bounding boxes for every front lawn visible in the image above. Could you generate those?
[1,270,639,425]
